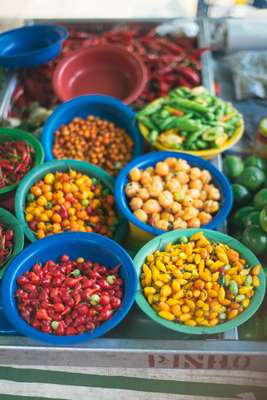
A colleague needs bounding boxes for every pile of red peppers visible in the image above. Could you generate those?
[12,26,206,110]
[0,140,34,188]
[0,225,14,268]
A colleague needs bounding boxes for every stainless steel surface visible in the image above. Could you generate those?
[0,17,266,369]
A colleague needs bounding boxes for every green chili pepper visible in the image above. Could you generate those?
[27,193,35,202]
[137,115,157,131]
[171,98,210,113]
[150,130,159,143]
[205,113,216,122]
[218,273,226,287]
[160,110,170,118]
[245,275,253,286]
[160,115,195,131]
[185,129,206,149]
[196,139,208,149]
[137,98,165,117]
[202,127,223,141]
[170,87,191,98]
[179,236,188,244]
[229,280,238,296]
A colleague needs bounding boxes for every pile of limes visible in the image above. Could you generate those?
[223,155,267,257]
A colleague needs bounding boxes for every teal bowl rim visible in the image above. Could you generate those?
[0,207,24,279]
[133,228,266,335]
[15,159,128,243]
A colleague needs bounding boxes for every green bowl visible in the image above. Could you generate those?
[0,208,24,279]
[15,159,128,243]
[0,128,45,195]
[133,228,266,335]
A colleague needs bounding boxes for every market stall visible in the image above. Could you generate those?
[0,17,266,389]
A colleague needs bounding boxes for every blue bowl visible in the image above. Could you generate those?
[0,24,68,68]
[115,151,233,236]
[41,94,143,163]
[1,232,137,345]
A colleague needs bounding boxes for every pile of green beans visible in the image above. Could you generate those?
[137,87,243,151]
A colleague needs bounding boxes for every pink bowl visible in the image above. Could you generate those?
[53,44,148,104]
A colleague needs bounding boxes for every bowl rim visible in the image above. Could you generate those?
[0,128,45,195]
[52,44,148,104]
[41,94,143,162]
[1,231,137,344]
[133,228,266,335]
[115,151,233,236]
[15,159,127,243]
[0,24,68,60]
[139,119,244,158]
[0,207,24,279]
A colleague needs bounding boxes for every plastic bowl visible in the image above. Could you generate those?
[0,208,24,279]
[1,232,137,344]
[0,128,45,195]
[15,159,128,243]
[42,94,143,163]
[139,108,244,160]
[0,24,68,68]
[134,228,266,335]
[115,151,233,248]
[53,44,148,104]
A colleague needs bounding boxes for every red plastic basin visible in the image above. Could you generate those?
[53,44,148,104]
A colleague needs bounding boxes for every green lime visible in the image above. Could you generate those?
[244,155,267,171]
[232,206,255,229]
[237,166,266,191]
[232,183,251,207]
[223,155,244,180]
[254,188,267,209]
[232,230,243,242]
[260,206,267,233]
[245,211,260,227]
[242,225,267,256]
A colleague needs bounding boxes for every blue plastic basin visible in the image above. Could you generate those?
[0,24,68,68]
[1,232,137,345]
[41,94,143,163]
[115,151,233,237]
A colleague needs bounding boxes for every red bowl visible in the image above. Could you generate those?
[53,44,148,104]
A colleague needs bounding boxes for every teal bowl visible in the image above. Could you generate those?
[15,159,128,243]
[133,228,266,335]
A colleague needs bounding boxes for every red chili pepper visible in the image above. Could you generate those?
[36,308,51,321]
[177,66,200,85]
